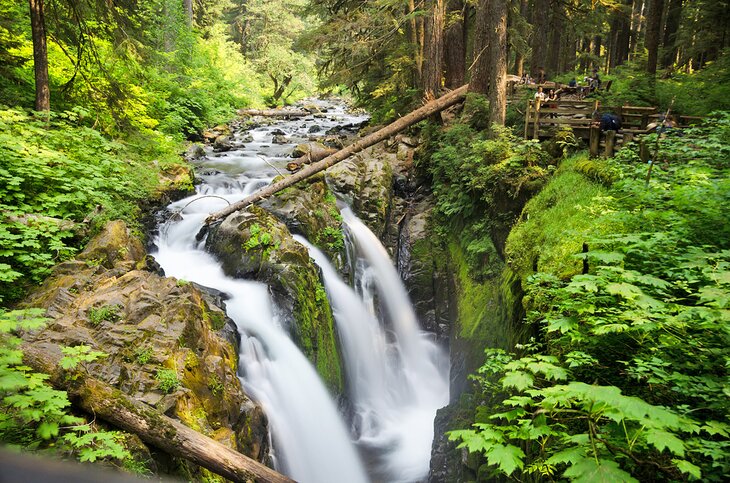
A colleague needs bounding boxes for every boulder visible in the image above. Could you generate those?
[213,135,233,152]
[262,174,345,268]
[271,134,288,145]
[21,220,270,477]
[326,144,394,238]
[205,206,343,394]
[184,143,205,161]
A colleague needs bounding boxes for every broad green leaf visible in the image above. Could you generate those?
[485,444,525,476]
[37,421,59,439]
[502,371,534,391]
[673,459,701,479]
[545,446,586,465]
[645,428,685,456]
[563,457,638,482]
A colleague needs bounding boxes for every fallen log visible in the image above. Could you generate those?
[22,344,296,483]
[206,84,469,225]
[287,143,337,172]
[238,108,309,118]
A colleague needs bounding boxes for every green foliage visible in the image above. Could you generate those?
[453,114,730,481]
[207,374,223,396]
[133,347,153,365]
[87,305,122,326]
[244,223,281,259]
[59,346,108,374]
[155,369,181,394]
[0,309,130,464]
[422,122,552,279]
[315,226,344,252]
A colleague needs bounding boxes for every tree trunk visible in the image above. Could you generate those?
[469,0,490,94]
[629,0,645,57]
[22,345,294,483]
[422,0,446,96]
[547,3,564,75]
[530,0,550,78]
[183,0,193,25]
[645,0,665,75]
[592,35,602,71]
[206,85,470,225]
[443,0,466,88]
[488,0,508,126]
[513,0,529,76]
[661,0,682,67]
[408,0,422,85]
[28,0,50,112]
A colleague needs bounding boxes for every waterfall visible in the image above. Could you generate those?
[150,99,445,483]
[297,209,449,483]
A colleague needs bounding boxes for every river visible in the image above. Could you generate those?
[151,99,449,483]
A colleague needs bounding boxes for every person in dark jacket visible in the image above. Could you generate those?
[600,113,621,132]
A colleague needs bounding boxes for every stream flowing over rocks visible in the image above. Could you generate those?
[22,98,459,482]
[156,99,453,482]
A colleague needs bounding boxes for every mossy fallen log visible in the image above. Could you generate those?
[22,344,295,483]
[237,108,309,118]
[205,85,469,225]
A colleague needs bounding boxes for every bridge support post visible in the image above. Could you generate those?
[604,130,616,157]
[589,124,600,157]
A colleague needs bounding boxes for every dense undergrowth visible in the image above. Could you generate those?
[428,111,730,480]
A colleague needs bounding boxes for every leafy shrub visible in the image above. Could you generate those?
[0,309,131,464]
[155,369,180,394]
[451,112,730,481]
[87,305,122,326]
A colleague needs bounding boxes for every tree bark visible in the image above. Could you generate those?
[28,0,50,112]
[443,0,466,88]
[206,85,470,225]
[489,0,508,126]
[469,0,490,94]
[661,0,682,67]
[22,344,294,483]
[530,0,550,78]
[645,0,665,75]
[183,0,193,25]
[422,0,446,97]
[547,3,564,75]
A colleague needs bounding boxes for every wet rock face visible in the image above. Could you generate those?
[21,220,270,467]
[205,205,344,394]
[398,200,454,341]
[326,145,395,238]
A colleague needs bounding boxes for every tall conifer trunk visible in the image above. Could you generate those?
[489,0,508,126]
[28,0,49,112]
[422,0,446,97]
[530,0,549,78]
[469,0,490,94]
[444,0,466,88]
[645,0,665,75]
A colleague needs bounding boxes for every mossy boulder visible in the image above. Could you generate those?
[205,205,343,394]
[261,174,345,268]
[21,220,270,476]
[326,144,394,238]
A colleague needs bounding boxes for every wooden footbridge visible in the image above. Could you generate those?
[523,98,702,156]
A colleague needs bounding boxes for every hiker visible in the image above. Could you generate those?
[534,86,547,103]
[600,113,621,132]
[537,67,546,85]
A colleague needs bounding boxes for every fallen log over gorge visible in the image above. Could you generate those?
[286,143,337,172]
[237,108,309,118]
[22,344,296,483]
[206,84,469,225]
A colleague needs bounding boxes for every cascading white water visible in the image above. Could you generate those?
[151,99,446,483]
[296,209,449,482]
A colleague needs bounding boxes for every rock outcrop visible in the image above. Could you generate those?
[205,205,343,394]
[21,220,270,478]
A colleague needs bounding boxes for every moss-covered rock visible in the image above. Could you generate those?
[261,174,345,267]
[21,220,270,478]
[326,144,394,238]
[205,205,343,394]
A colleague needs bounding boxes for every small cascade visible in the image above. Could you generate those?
[297,208,449,483]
